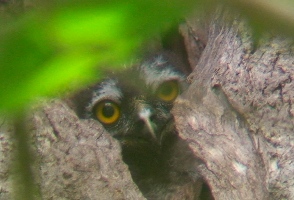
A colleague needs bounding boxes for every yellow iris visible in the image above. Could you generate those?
[94,101,120,125]
[156,80,179,102]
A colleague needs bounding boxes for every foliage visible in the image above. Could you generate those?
[0,0,199,113]
[1,0,293,113]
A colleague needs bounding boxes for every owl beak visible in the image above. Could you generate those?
[137,104,157,141]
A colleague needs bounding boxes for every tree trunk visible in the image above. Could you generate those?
[174,10,294,200]
[31,100,145,200]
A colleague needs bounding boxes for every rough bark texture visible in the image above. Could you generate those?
[173,10,294,200]
[1,100,145,200]
[0,118,14,200]
[31,100,145,200]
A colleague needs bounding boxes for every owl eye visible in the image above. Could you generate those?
[93,100,120,125]
[156,80,179,102]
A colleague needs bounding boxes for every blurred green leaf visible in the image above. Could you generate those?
[0,0,198,113]
[2,0,293,114]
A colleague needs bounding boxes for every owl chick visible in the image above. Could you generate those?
[83,53,212,200]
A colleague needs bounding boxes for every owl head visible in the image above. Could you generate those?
[83,53,187,144]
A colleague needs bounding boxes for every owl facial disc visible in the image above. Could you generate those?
[87,53,188,144]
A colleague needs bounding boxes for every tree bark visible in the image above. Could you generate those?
[31,100,145,200]
[173,10,294,200]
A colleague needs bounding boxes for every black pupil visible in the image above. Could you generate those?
[160,83,173,96]
[102,103,115,118]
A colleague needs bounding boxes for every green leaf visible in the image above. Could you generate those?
[0,0,199,113]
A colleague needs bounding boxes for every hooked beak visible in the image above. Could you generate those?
[137,103,157,140]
